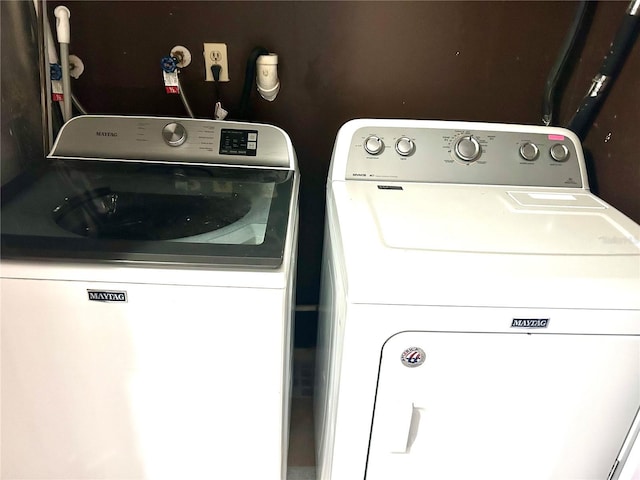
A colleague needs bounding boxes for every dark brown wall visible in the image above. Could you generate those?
[53,1,639,320]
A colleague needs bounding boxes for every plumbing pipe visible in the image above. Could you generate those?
[40,0,72,121]
[256,53,280,101]
[54,5,72,122]
[238,47,269,119]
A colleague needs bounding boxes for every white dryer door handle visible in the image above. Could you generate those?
[387,401,415,454]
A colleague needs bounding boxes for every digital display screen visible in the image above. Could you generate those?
[219,129,258,156]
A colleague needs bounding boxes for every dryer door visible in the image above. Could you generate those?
[366,331,640,480]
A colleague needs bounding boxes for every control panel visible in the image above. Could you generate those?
[344,124,585,188]
[49,115,292,168]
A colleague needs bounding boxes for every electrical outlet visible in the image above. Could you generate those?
[203,43,229,82]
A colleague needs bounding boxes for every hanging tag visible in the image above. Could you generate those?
[163,71,180,94]
[214,101,228,120]
[161,55,179,94]
[50,63,64,101]
[52,81,64,101]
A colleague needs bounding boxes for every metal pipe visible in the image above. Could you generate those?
[54,6,72,122]
[59,42,72,121]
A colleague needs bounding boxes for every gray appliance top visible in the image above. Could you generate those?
[331,119,587,188]
[49,115,296,169]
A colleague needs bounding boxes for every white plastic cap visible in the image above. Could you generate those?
[256,53,280,102]
[54,6,71,44]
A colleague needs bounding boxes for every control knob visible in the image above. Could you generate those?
[364,135,384,155]
[550,144,569,162]
[453,135,481,162]
[395,137,415,156]
[519,142,539,161]
[162,122,187,147]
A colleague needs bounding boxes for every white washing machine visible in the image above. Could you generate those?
[315,119,640,480]
[0,116,299,479]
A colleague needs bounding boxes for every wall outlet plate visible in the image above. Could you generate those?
[203,43,229,82]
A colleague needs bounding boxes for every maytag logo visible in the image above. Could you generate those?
[88,290,127,303]
[96,131,118,137]
[511,318,549,328]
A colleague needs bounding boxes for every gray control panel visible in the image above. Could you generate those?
[49,116,291,168]
[346,126,584,188]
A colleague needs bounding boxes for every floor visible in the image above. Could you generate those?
[287,348,316,479]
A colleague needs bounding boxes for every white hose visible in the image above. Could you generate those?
[54,6,72,122]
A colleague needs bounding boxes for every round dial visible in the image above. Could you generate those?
[453,135,481,162]
[364,135,384,155]
[550,143,569,162]
[395,137,415,156]
[162,122,187,147]
[519,142,539,161]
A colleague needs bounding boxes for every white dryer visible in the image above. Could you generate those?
[1,116,299,479]
[315,119,640,479]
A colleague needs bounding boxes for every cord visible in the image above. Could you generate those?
[211,64,228,119]
[211,64,222,104]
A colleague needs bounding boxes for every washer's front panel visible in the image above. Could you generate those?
[367,331,640,480]
[1,278,288,479]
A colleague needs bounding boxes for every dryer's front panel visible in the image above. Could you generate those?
[367,331,640,480]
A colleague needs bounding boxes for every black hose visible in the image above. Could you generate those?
[237,47,270,120]
[567,0,640,140]
[542,1,590,126]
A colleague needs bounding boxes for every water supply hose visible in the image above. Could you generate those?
[177,75,195,118]
[567,0,640,140]
[542,1,590,126]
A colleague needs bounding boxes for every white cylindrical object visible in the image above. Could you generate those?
[256,53,280,101]
[54,6,70,44]
[55,5,72,122]
[44,7,59,63]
